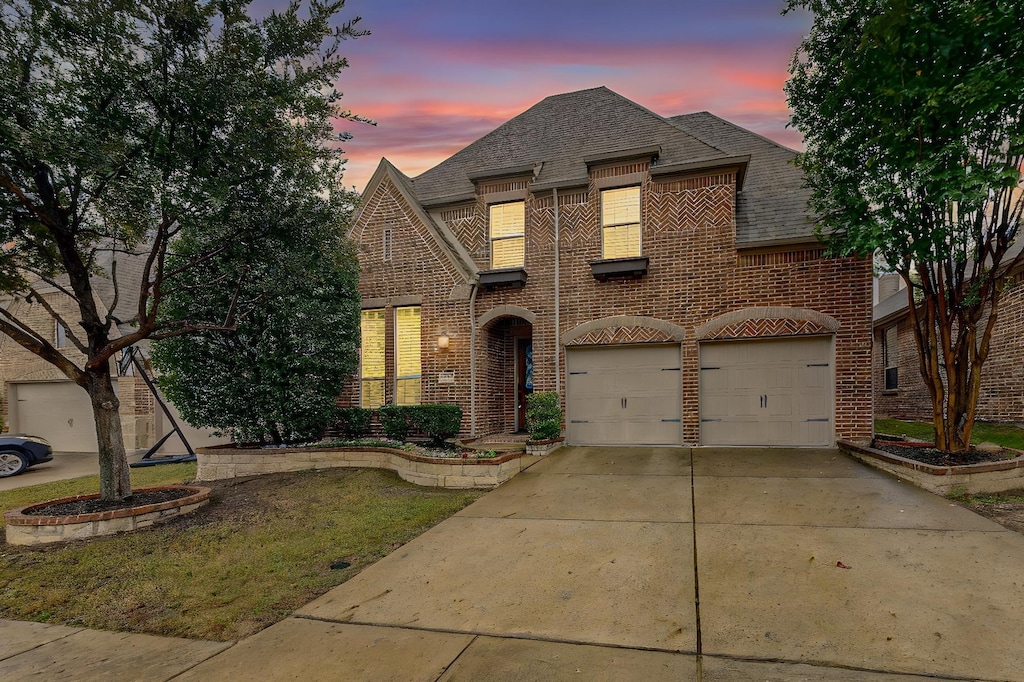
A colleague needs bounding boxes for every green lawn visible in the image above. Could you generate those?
[876,418,1024,450]
[0,466,482,641]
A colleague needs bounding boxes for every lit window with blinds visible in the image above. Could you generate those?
[489,201,525,268]
[600,186,641,259]
[360,309,385,408]
[395,306,421,405]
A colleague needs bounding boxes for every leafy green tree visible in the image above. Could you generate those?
[150,187,360,446]
[786,0,1024,452]
[0,0,366,499]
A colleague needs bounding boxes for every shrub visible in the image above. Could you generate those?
[413,404,463,445]
[527,392,562,441]
[336,407,373,439]
[377,404,463,444]
[378,405,411,441]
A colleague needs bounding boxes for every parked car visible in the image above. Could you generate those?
[0,434,54,477]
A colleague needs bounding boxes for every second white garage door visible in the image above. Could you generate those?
[699,336,833,447]
[566,345,681,446]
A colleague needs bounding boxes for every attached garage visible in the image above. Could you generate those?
[699,336,833,447]
[8,380,112,452]
[566,345,681,445]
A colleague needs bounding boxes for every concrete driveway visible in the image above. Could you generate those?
[178,446,1024,681]
[0,452,100,491]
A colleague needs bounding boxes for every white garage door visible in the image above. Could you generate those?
[566,345,681,446]
[699,337,832,447]
[11,380,114,452]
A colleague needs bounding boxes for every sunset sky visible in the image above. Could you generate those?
[252,1,813,192]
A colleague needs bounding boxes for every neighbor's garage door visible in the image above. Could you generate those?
[11,380,112,452]
[699,337,832,447]
[566,345,681,446]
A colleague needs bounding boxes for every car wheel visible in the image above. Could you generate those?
[0,451,29,478]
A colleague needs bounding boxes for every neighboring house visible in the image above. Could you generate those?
[873,261,1024,424]
[0,249,227,453]
[345,87,873,447]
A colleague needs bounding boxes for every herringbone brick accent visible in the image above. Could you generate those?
[445,200,487,266]
[708,318,828,340]
[647,184,733,233]
[567,325,675,347]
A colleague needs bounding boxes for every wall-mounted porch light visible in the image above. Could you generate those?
[437,334,451,351]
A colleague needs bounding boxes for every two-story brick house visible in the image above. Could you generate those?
[346,87,873,447]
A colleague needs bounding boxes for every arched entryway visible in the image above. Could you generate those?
[478,315,533,436]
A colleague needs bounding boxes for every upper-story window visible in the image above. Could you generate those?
[489,201,525,269]
[55,321,69,349]
[395,306,421,405]
[600,186,641,259]
[360,309,385,408]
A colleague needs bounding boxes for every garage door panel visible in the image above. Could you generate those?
[13,381,110,452]
[699,337,832,447]
[566,345,681,446]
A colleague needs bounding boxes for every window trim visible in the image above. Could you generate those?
[488,200,526,269]
[55,321,68,349]
[600,185,642,260]
[360,309,386,408]
[394,306,422,406]
[883,324,898,391]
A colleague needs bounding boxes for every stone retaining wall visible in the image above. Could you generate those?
[838,440,1024,495]
[5,486,210,546]
[196,446,530,489]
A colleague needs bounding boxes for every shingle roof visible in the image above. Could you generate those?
[668,112,815,245]
[411,87,726,203]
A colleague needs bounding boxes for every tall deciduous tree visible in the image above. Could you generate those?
[0,0,366,500]
[785,0,1024,452]
[150,186,361,446]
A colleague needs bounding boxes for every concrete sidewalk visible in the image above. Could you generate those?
[3,446,1023,680]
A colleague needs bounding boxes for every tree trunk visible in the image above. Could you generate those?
[86,371,132,501]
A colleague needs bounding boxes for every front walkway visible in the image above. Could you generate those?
[3,446,1023,680]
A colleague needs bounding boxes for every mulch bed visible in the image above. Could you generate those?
[872,440,1010,467]
[22,488,194,517]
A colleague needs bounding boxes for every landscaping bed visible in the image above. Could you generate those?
[195,439,529,488]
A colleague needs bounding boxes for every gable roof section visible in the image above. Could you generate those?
[669,112,815,246]
[353,158,477,283]
[411,87,727,204]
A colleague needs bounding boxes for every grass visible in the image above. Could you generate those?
[947,488,1024,505]
[0,465,483,641]
[875,418,1024,450]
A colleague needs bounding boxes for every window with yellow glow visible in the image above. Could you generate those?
[601,186,641,259]
[395,306,421,405]
[360,309,385,408]
[489,201,525,268]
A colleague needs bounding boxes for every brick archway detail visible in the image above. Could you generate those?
[476,305,537,330]
[695,307,840,340]
[561,315,686,347]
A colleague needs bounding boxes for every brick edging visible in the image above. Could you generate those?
[5,486,211,526]
[837,440,1024,476]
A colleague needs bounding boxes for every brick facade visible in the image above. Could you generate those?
[0,288,153,447]
[874,274,1024,424]
[350,159,873,444]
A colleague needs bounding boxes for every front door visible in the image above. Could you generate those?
[516,338,533,431]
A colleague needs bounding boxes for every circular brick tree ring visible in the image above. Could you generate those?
[4,485,211,546]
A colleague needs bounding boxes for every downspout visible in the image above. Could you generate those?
[469,281,479,437]
[553,188,561,397]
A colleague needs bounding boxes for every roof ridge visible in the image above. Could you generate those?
[596,91,727,158]
[671,111,800,155]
